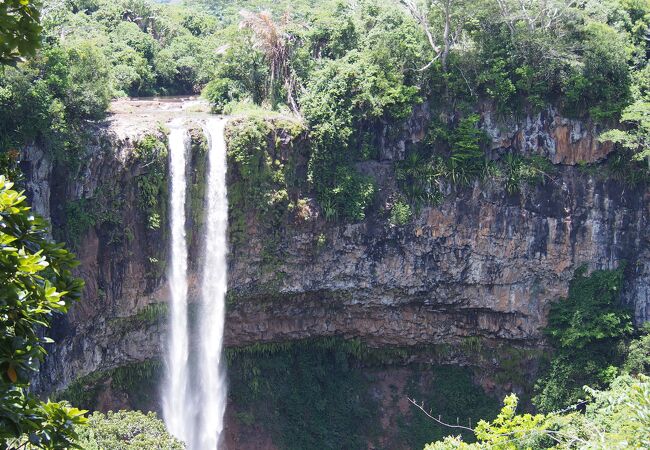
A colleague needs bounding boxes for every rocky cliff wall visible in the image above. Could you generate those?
[23,99,649,412]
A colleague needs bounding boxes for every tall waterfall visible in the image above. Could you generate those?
[196,117,229,449]
[162,121,192,443]
[162,116,229,449]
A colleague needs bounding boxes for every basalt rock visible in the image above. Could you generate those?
[24,100,649,414]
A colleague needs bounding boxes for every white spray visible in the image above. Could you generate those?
[162,120,193,444]
[195,117,229,449]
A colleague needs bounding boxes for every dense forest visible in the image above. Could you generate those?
[1,0,650,448]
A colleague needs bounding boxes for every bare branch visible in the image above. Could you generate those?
[407,397,476,432]
[399,0,443,71]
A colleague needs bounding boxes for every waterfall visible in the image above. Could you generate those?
[162,120,192,443]
[162,116,229,449]
[196,117,229,449]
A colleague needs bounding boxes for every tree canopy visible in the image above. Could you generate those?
[0,0,42,65]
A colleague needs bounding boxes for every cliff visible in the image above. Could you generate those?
[22,98,650,446]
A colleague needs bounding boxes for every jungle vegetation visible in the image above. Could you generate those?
[1,0,650,448]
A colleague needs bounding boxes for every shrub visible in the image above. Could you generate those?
[395,150,441,207]
[202,77,243,113]
[76,411,184,449]
[534,266,634,411]
[390,198,412,226]
[321,166,376,222]
[563,23,632,120]
[443,114,489,185]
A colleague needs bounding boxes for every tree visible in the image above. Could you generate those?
[0,0,42,65]
[239,10,300,112]
[493,0,575,35]
[0,176,86,448]
[76,411,184,449]
[420,375,650,449]
[399,0,467,71]
[600,101,650,168]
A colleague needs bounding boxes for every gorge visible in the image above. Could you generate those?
[20,97,650,448]
[3,0,650,447]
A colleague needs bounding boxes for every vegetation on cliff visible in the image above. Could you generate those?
[533,266,634,412]
[2,0,649,221]
[422,267,650,449]
[0,176,86,448]
[199,0,650,220]
[424,374,650,449]
[1,0,650,448]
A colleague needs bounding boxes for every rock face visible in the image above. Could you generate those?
[481,104,615,164]
[25,100,650,419]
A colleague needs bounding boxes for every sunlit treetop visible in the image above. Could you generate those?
[0,0,42,65]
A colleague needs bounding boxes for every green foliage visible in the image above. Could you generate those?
[0,176,87,448]
[444,114,489,185]
[401,366,500,449]
[471,2,570,113]
[390,198,412,226]
[76,410,184,449]
[534,266,634,412]
[228,338,380,450]
[323,165,376,222]
[205,2,425,222]
[423,374,650,450]
[202,77,244,113]
[60,360,164,412]
[563,23,632,121]
[133,135,168,231]
[302,44,417,220]
[581,146,650,186]
[0,41,111,165]
[623,324,650,375]
[0,0,42,65]
[395,150,441,208]
[0,150,22,182]
[545,266,631,349]
[61,198,96,246]
[577,374,650,448]
[601,100,650,166]
[201,27,268,110]
[109,303,168,334]
[45,0,219,96]
[500,154,554,194]
[395,115,550,209]
[225,116,310,249]
[225,117,300,222]
[1,0,223,166]
[473,394,551,449]
[58,179,126,250]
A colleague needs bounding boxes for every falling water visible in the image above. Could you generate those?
[195,117,229,449]
[162,120,192,443]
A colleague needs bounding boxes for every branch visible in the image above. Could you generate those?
[399,0,443,71]
[408,398,476,432]
[409,395,590,447]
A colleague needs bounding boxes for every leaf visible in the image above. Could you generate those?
[7,365,17,383]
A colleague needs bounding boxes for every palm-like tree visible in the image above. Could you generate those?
[239,10,300,114]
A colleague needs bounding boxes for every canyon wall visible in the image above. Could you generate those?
[22,100,650,443]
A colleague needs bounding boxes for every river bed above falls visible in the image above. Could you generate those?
[106,96,213,142]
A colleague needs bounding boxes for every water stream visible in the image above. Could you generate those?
[196,117,229,449]
[162,120,192,443]
[162,115,229,449]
